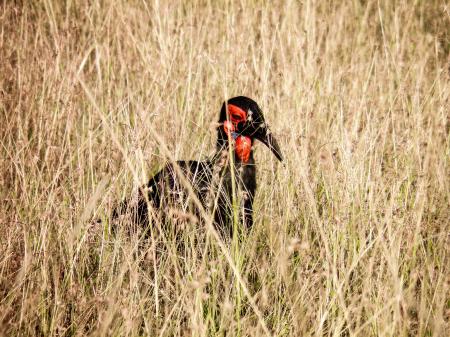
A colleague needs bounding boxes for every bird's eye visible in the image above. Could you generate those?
[231,113,243,122]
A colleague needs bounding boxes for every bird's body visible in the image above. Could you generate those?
[112,96,282,236]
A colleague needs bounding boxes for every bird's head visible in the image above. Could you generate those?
[217,96,283,163]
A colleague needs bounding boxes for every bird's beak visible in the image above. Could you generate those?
[256,127,283,162]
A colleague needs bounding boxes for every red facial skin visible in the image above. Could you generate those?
[223,120,235,135]
[228,104,247,124]
[222,104,252,163]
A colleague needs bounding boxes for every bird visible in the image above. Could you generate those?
[112,96,283,237]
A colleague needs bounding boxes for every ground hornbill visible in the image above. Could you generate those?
[112,96,283,237]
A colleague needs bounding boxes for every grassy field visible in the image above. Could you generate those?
[1,1,449,336]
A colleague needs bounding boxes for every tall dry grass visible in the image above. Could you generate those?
[1,0,449,336]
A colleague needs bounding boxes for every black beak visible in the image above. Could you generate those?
[256,127,283,162]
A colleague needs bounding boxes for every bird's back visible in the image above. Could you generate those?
[112,152,256,236]
[112,160,214,230]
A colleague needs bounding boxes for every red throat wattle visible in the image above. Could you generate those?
[235,136,252,163]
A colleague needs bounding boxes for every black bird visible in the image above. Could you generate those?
[113,96,283,236]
